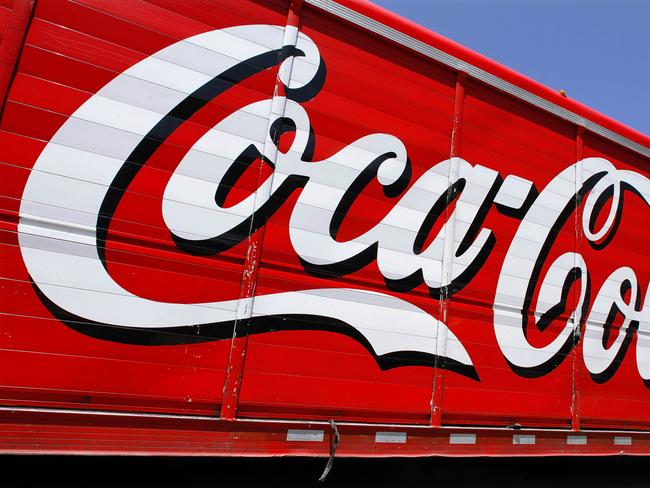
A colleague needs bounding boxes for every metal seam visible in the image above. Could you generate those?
[305,0,649,159]
[3,406,650,434]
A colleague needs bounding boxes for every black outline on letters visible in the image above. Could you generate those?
[31,42,479,381]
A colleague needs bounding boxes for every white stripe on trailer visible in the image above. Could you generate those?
[567,435,587,445]
[286,429,324,442]
[513,434,536,445]
[375,432,407,444]
[614,436,632,446]
[450,433,476,445]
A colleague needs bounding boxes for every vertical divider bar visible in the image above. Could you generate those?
[220,0,304,420]
[431,71,466,427]
[571,126,585,431]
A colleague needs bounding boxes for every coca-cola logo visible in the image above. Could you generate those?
[17,24,650,384]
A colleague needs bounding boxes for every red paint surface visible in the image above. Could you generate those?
[0,0,648,456]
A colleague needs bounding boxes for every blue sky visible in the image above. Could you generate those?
[372,0,650,136]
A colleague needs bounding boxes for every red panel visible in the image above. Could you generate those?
[441,79,578,427]
[577,133,650,430]
[237,4,456,423]
[0,0,648,456]
[0,0,289,415]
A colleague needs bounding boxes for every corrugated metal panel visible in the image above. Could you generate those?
[0,0,648,455]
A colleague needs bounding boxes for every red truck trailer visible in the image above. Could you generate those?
[0,0,649,458]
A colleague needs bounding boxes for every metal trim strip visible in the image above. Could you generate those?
[305,0,650,158]
[3,406,650,434]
